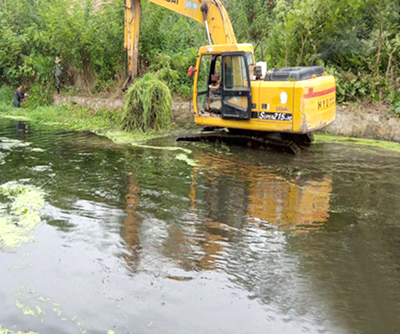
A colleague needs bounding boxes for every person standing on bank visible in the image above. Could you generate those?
[13,84,25,108]
[53,57,64,94]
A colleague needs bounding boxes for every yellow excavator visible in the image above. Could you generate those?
[124,0,336,153]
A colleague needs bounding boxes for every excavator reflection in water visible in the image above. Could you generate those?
[122,153,331,274]
[190,152,332,233]
[122,172,142,273]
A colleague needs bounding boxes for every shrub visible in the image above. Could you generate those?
[26,83,53,108]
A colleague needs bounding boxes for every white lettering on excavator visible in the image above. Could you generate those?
[185,0,198,9]
[259,112,292,121]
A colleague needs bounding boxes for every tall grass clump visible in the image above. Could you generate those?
[122,73,172,132]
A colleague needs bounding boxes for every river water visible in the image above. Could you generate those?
[1,117,400,334]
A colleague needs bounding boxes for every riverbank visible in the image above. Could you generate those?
[0,93,195,147]
[2,87,400,145]
[322,104,400,142]
[52,94,400,143]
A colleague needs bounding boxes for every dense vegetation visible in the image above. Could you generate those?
[0,0,124,94]
[228,0,400,112]
[0,0,399,112]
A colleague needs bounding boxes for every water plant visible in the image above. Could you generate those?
[0,181,46,250]
[122,73,172,132]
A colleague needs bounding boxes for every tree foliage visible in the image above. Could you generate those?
[227,0,400,104]
[0,0,124,91]
[0,0,399,106]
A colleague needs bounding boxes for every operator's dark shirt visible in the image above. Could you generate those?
[13,89,24,107]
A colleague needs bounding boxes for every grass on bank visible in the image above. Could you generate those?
[0,102,122,131]
[0,82,183,143]
[0,84,123,131]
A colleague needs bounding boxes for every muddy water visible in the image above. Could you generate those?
[1,118,400,334]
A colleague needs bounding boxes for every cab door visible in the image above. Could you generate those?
[221,52,252,120]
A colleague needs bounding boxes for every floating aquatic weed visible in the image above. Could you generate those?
[16,300,45,318]
[99,131,196,165]
[122,73,172,132]
[0,325,40,334]
[175,153,197,166]
[315,134,400,153]
[16,289,83,330]
[0,181,46,250]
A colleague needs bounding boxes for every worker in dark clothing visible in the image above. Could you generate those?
[13,85,25,108]
[53,57,64,94]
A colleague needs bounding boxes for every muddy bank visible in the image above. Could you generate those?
[53,95,400,142]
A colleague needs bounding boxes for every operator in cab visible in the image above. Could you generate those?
[207,72,221,112]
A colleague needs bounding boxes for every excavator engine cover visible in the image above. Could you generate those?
[265,66,324,81]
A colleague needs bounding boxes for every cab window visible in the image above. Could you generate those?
[223,55,249,90]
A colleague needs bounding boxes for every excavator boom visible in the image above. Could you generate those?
[144,0,237,45]
[124,0,237,87]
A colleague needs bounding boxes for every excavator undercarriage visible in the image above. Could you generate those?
[177,128,314,155]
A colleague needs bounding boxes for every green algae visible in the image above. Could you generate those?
[53,306,63,317]
[99,130,169,145]
[0,181,46,250]
[100,130,192,152]
[10,263,33,270]
[315,134,400,153]
[0,325,40,334]
[16,300,45,317]
[99,130,198,167]
[176,153,197,166]
[15,289,87,332]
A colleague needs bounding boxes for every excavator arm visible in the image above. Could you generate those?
[123,0,237,89]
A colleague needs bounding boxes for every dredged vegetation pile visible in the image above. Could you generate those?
[122,74,172,132]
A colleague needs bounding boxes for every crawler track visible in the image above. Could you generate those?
[177,130,302,155]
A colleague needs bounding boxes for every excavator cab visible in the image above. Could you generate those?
[195,49,252,121]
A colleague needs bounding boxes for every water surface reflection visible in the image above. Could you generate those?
[1,117,400,334]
